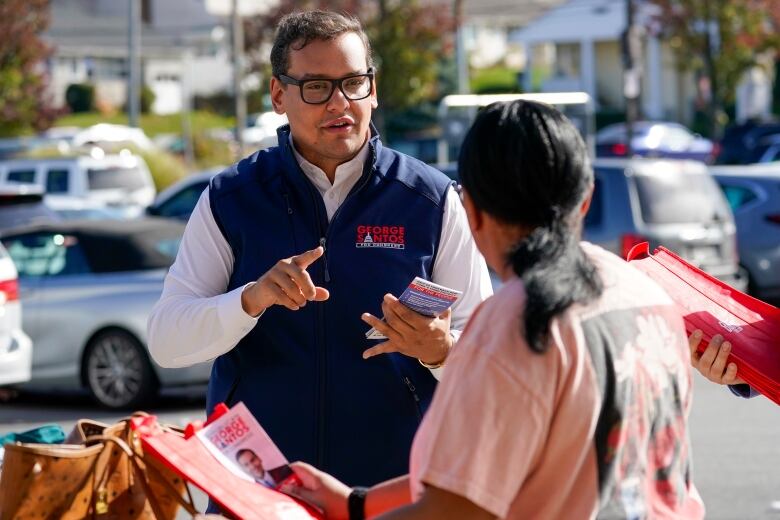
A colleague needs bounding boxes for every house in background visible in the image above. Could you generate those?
[45,0,233,114]
[457,0,566,71]
[508,0,698,124]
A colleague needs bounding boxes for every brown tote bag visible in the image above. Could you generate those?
[0,416,198,519]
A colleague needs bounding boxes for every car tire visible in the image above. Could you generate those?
[82,329,159,409]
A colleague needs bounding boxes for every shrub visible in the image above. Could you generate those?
[134,146,188,191]
[141,85,156,114]
[65,83,95,113]
[193,132,235,169]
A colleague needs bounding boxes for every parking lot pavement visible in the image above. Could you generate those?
[1,374,780,518]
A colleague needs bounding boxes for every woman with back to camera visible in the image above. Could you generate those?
[266,100,707,519]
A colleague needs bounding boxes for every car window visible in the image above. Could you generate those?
[584,177,603,228]
[7,169,36,184]
[719,184,758,211]
[762,145,780,163]
[45,169,70,194]
[3,233,91,278]
[87,166,147,190]
[156,182,209,218]
[633,172,729,224]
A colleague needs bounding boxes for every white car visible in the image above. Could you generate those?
[0,241,32,386]
[71,124,155,151]
[243,111,287,149]
[0,152,156,214]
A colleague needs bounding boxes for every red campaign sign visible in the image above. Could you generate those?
[626,243,780,405]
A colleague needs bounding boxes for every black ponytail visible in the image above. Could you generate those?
[459,100,603,353]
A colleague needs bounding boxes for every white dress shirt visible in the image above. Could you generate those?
[147,141,493,378]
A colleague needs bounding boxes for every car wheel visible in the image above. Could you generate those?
[83,329,158,409]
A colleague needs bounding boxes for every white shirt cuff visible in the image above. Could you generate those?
[217,283,262,335]
[427,330,462,381]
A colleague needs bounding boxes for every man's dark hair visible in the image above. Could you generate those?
[270,10,374,77]
[458,100,603,353]
[235,448,257,461]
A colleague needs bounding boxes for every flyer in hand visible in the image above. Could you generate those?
[366,277,462,340]
[196,402,294,489]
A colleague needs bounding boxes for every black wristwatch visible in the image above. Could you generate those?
[348,486,369,520]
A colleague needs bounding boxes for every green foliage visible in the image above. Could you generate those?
[55,111,235,137]
[0,0,58,136]
[192,133,235,169]
[366,2,451,114]
[243,0,454,135]
[65,83,95,113]
[136,146,188,191]
[193,90,267,117]
[140,85,156,114]
[651,0,780,133]
[470,66,521,94]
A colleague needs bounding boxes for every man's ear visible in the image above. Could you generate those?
[370,76,378,110]
[270,76,286,114]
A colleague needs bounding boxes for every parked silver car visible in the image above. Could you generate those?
[584,158,746,291]
[710,163,780,303]
[1,218,210,408]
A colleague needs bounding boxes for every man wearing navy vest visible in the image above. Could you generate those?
[148,10,492,486]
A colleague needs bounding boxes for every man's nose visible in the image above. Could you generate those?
[326,85,350,111]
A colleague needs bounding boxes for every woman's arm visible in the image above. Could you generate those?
[374,484,495,520]
[286,464,495,520]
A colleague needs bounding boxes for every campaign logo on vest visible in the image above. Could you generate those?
[356,225,405,249]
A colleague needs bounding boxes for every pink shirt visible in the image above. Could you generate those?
[410,243,704,519]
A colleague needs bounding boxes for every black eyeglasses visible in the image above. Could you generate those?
[277,68,375,105]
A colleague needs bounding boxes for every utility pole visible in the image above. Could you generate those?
[181,49,195,168]
[702,0,719,139]
[622,0,641,156]
[232,0,247,158]
[454,0,468,94]
[128,0,141,128]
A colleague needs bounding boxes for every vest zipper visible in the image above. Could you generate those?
[319,237,330,282]
[403,376,423,420]
[320,146,377,276]
[288,138,377,470]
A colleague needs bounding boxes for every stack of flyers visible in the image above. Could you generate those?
[366,277,462,340]
[196,402,296,489]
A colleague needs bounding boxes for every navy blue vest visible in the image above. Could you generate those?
[206,125,452,485]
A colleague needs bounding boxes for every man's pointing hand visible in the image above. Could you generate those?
[242,246,330,316]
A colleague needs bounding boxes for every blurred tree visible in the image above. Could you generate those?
[0,0,58,136]
[651,0,780,137]
[243,0,454,135]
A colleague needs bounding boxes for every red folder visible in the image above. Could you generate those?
[626,243,780,405]
[130,406,323,520]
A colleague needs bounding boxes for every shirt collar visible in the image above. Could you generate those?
[289,134,370,191]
